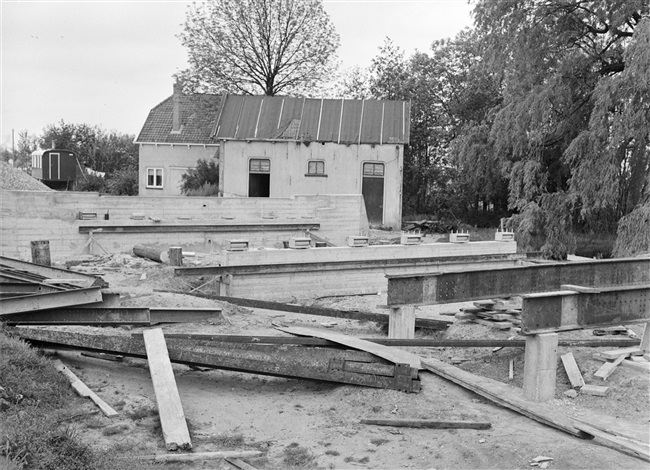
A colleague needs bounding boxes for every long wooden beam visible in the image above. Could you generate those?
[146,333,641,349]
[521,284,650,334]
[14,328,421,392]
[387,257,650,306]
[79,223,319,234]
[0,287,104,316]
[157,290,451,330]
[2,307,221,325]
[174,253,523,276]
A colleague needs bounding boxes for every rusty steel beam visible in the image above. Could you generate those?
[174,253,523,276]
[79,223,319,234]
[0,287,104,316]
[157,290,451,330]
[521,284,650,334]
[0,256,107,288]
[3,307,221,325]
[13,328,420,392]
[386,257,650,306]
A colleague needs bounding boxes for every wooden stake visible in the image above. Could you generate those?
[388,306,416,339]
[31,240,51,266]
[168,247,183,266]
[523,333,558,402]
[143,328,192,451]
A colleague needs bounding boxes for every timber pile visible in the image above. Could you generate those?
[455,297,522,331]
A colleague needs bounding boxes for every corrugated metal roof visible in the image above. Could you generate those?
[212,95,410,145]
[136,93,410,145]
[135,94,222,144]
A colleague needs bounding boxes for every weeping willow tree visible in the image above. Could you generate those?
[468,1,649,258]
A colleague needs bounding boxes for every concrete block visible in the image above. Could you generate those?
[495,231,515,242]
[449,231,470,243]
[288,237,311,249]
[226,240,249,251]
[400,232,422,245]
[347,236,369,247]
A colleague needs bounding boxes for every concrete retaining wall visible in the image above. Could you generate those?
[1,190,368,261]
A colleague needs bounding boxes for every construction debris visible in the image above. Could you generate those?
[455,298,522,331]
[53,359,118,418]
[359,419,491,429]
[143,328,192,451]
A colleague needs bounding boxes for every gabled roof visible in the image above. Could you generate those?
[135,94,222,144]
[136,93,410,146]
[213,95,410,145]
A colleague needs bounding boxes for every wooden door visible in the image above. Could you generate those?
[362,162,385,225]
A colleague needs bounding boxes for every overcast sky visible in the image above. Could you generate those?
[1,0,473,148]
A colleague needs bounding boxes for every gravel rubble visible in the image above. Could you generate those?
[0,161,53,191]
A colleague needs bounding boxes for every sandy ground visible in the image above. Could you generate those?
[37,253,650,469]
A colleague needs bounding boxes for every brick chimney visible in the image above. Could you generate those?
[172,81,182,133]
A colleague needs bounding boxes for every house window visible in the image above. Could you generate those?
[363,162,384,177]
[249,158,270,173]
[307,160,326,176]
[147,168,164,188]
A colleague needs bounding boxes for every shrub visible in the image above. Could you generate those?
[183,182,220,197]
[181,159,219,195]
[75,174,106,193]
[106,166,138,195]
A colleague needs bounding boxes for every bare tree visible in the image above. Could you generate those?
[177,0,340,96]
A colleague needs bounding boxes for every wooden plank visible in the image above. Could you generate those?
[640,322,650,353]
[142,328,192,451]
[560,352,585,388]
[573,415,650,445]
[134,451,264,462]
[420,358,587,438]
[53,359,118,417]
[580,384,609,396]
[360,419,491,429]
[593,353,650,372]
[225,457,259,470]
[275,325,421,369]
[594,354,627,380]
[600,347,642,360]
[572,422,650,462]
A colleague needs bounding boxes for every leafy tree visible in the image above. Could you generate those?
[471,0,649,257]
[181,159,219,195]
[177,0,340,96]
[39,121,137,174]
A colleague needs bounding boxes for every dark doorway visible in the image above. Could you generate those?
[248,158,270,197]
[362,162,384,225]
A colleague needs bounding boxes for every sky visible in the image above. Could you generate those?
[0,0,473,149]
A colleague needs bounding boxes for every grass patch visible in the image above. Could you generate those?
[126,405,157,421]
[283,442,316,468]
[102,424,130,436]
[0,329,141,470]
[324,449,340,456]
